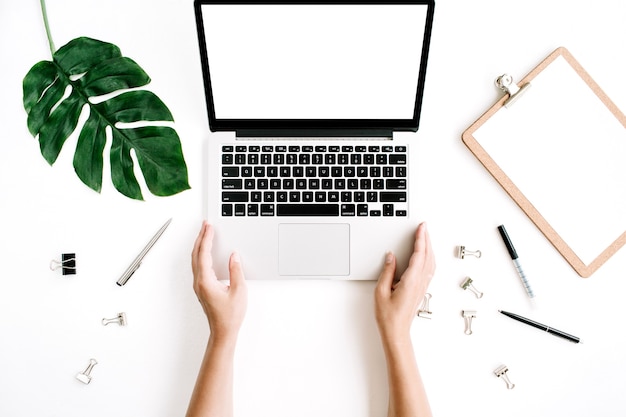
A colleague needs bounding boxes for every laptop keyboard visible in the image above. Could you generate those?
[221,144,408,217]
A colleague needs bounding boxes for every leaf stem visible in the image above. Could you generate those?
[39,0,56,56]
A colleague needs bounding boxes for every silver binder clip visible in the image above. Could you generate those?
[417,293,432,319]
[462,310,477,335]
[75,358,98,385]
[495,74,531,108]
[102,312,127,326]
[494,364,516,389]
[456,246,481,259]
[460,277,484,299]
[50,253,76,275]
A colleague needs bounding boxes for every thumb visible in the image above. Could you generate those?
[376,252,396,296]
[228,252,246,290]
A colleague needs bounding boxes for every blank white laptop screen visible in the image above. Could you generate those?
[200,4,429,121]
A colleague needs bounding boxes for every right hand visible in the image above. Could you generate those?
[374,222,435,343]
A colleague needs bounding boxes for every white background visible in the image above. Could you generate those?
[1,1,626,416]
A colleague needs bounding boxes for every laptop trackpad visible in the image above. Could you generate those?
[278,223,350,276]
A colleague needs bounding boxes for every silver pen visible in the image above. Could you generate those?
[116,218,172,286]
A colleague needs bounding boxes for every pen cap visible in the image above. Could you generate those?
[497,225,518,259]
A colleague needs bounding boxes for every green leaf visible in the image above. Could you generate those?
[23,36,189,200]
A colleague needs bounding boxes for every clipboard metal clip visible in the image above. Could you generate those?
[495,74,531,108]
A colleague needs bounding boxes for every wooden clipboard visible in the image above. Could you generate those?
[462,47,626,278]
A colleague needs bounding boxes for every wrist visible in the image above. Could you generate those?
[208,332,239,351]
[380,332,413,356]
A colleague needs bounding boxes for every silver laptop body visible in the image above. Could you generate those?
[194,1,435,280]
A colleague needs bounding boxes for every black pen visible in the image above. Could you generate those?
[499,310,582,344]
[497,225,535,298]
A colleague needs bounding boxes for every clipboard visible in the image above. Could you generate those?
[462,47,626,278]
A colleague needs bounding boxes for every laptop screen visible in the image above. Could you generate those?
[195,2,434,134]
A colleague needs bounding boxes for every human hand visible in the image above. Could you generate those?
[374,222,435,344]
[191,221,247,344]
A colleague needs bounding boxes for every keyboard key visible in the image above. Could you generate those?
[341,204,356,216]
[303,192,313,202]
[261,204,275,216]
[222,192,249,202]
[386,179,407,189]
[222,167,239,177]
[357,204,369,216]
[380,192,407,202]
[247,204,259,216]
[222,145,234,152]
[395,210,407,216]
[235,145,247,152]
[273,153,285,165]
[222,179,243,189]
[389,154,407,164]
[222,154,233,164]
[277,192,288,202]
[234,204,246,216]
[222,204,233,216]
[251,192,262,202]
[277,204,339,216]
[383,204,394,216]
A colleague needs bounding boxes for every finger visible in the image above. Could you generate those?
[191,221,208,271]
[407,222,427,270]
[423,223,436,274]
[197,223,216,274]
[228,252,246,290]
[375,252,396,297]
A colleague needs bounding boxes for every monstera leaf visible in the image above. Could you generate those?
[23,37,189,200]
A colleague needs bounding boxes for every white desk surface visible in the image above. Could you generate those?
[2,1,626,416]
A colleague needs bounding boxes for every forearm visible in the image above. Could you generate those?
[186,335,238,417]
[382,336,432,417]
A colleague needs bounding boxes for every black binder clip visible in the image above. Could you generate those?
[495,74,531,108]
[50,253,76,275]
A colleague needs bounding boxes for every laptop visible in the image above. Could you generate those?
[194,1,435,280]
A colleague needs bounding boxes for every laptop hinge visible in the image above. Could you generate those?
[235,129,393,139]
